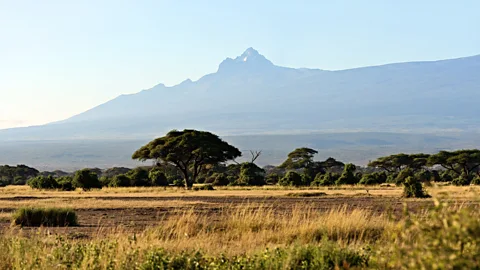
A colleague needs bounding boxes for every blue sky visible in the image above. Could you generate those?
[1,0,479,129]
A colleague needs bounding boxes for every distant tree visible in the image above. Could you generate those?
[278,171,303,186]
[73,169,101,191]
[237,162,266,186]
[280,148,318,170]
[132,130,241,189]
[368,153,429,173]
[102,167,131,178]
[335,163,358,185]
[311,172,337,186]
[318,157,345,172]
[428,150,480,182]
[27,176,58,190]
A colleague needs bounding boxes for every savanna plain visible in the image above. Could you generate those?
[1,185,480,269]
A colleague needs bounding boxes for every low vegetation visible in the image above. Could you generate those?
[12,207,78,227]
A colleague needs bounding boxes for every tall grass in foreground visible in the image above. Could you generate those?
[1,202,480,269]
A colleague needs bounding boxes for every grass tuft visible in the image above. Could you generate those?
[286,192,327,197]
[12,207,78,227]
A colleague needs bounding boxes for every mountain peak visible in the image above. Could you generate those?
[218,47,274,72]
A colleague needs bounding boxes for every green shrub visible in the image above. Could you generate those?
[335,163,358,185]
[403,176,430,198]
[172,179,184,187]
[395,168,414,185]
[471,177,480,185]
[440,170,455,182]
[73,169,102,191]
[212,173,230,186]
[126,167,150,187]
[278,171,303,186]
[108,174,131,187]
[452,177,470,186]
[56,176,75,191]
[265,173,280,185]
[359,174,379,185]
[149,170,168,187]
[193,184,215,191]
[27,176,58,190]
[301,173,312,185]
[12,207,78,227]
[386,173,398,184]
[311,172,337,186]
[237,162,266,186]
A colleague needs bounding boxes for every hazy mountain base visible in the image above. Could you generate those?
[0,132,478,171]
[0,49,479,141]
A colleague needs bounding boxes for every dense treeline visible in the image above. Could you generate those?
[2,130,480,191]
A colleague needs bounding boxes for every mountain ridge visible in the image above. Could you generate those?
[1,48,479,140]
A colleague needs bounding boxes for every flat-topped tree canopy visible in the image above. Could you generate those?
[280,147,318,170]
[132,129,242,188]
[368,153,430,172]
[428,149,480,179]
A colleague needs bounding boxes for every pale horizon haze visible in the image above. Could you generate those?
[1,0,479,129]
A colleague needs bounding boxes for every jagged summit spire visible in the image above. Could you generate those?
[218,47,274,72]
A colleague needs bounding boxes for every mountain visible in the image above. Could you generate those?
[1,48,480,140]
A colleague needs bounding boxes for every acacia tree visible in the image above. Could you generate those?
[368,153,430,172]
[132,129,241,189]
[428,150,480,180]
[280,147,318,169]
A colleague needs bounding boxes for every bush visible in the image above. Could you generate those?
[172,179,184,187]
[108,174,131,187]
[301,173,312,186]
[126,167,150,187]
[193,184,215,191]
[149,170,168,187]
[27,176,58,190]
[403,176,430,198]
[237,162,266,186]
[395,168,414,185]
[265,173,280,185]
[359,172,387,185]
[440,170,455,182]
[359,174,379,185]
[212,173,230,186]
[12,207,78,227]
[56,176,75,191]
[471,177,480,185]
[73,169,102,191]
[311,172,336,186]
[335,164,358,185]
[452,176,470,186]
[278,171,303,186]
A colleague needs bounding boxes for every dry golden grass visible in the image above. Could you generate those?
[0,197,213,209]
[0,212,11,221]
[2,203,393,256]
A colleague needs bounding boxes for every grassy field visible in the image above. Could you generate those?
[1,185,480,269]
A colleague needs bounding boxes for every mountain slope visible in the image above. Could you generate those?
[1,48,479,140]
